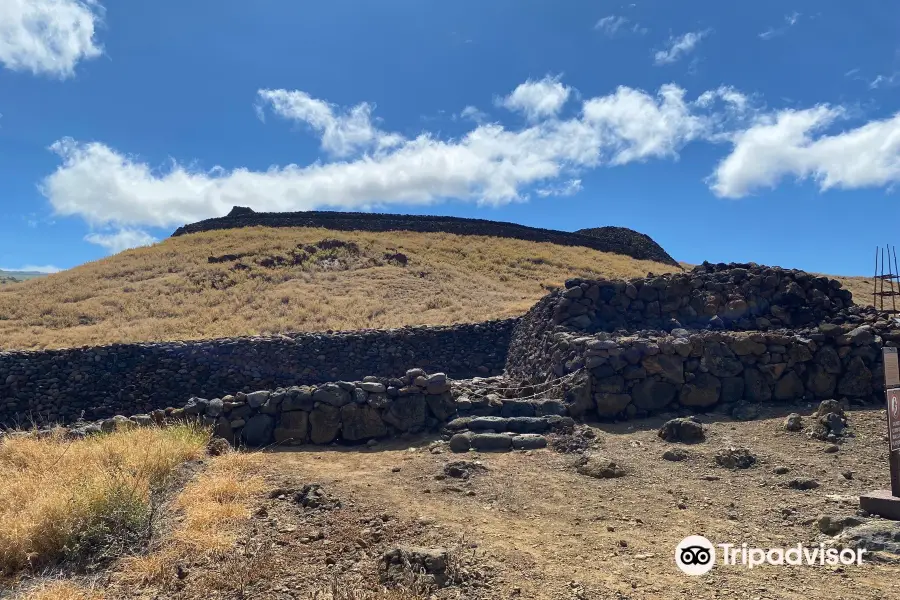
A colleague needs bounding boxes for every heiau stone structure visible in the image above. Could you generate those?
[505,263,894,421]
[171,206,679,266]
[2,262,895,437]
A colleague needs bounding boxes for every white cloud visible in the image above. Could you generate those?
[595,15,628,36]
[41,79,740,229]
[1,264,61,273]
[0,0,103,77]
[595,15,646,36]
[256,89,404,158]
[759,12,801,40]
[870,72,900,89]
[536,179,582,197]
[710,106,900,197]
[459,105,488,124]
[497,75,572,121]
[583,84,709,164]
[84,228,158,254]
[654,30,710,65]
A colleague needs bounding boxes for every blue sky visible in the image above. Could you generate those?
[1,0,899,275]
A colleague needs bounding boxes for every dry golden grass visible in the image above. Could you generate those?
[0,227,677,350]
[12,581,105,600]
[0,425,208,576]
[116,450,266,589]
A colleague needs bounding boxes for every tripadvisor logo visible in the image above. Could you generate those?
[675,535,867,575]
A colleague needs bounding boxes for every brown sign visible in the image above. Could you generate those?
[888,388,900,453]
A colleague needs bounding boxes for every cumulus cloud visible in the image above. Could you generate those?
[709,106,900,197]
[41,79,744,230]
[497,75,572,121]
[0,264,61,273]
[654,30,710,65]
[256,89,404,158]
[0,0,104,77]
[84,228,158,253]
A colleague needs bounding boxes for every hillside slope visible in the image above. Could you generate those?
[0,227,676,350]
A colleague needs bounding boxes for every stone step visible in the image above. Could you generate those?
[448,432,547,453]
[444,414,574,435]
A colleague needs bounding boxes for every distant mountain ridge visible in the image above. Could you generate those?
[0,270,50,283]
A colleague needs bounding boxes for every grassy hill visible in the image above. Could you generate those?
[0,227,677,350]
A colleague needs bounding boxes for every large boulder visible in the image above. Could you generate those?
[641,354,685,384]
[743,368,772,402]
[774,371,805,401]
[806,364,837,398]
[679,373,720,407]
[313,383,352,408]
[340,404,387,441]
[594,393,632,417]
[382,394,427,432]
[426,391,457,421]
[632,379,677,411]
[274,410,308,445]
[241,414,275,447]
[309,404,342,444]
[702,342,743,377]
[282,386,315,412]
[564,372,594,417]
[837,357,873,397]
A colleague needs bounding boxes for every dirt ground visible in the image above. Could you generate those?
[26,405,894,600]
[118,403,897,600]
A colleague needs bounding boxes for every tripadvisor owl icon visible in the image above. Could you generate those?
[675,535,716,575]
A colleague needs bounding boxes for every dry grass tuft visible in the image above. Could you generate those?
[13,581,105,600]
[0,425,208,576]
[0,227,677,350]
[13,581,104,600]
[116,449,266,589]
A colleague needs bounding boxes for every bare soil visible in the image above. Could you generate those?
[104,405,900,600]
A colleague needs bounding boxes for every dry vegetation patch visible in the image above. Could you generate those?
[0,425,208,577]
[0,228,676,350]
[114,450,266,591]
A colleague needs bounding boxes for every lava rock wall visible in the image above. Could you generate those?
[171,206,678,266]
[0,321,515,426]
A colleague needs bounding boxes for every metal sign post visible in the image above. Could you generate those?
[860,347,900,519]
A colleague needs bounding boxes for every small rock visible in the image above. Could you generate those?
[662,448,689,462]
[658,417,705,443]
[576,455,626,479]
[714,447,757,469]
[784,413,803,432]
[824,444,840,454]
[786,478,820,491]
[773,465,790,475]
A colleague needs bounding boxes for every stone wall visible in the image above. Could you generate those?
[505,263,899,420]
[170,206,679,266]
[527,326,891,422]
[506,263,859,380]
[0,320,515,427]
[65,370,576,452]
